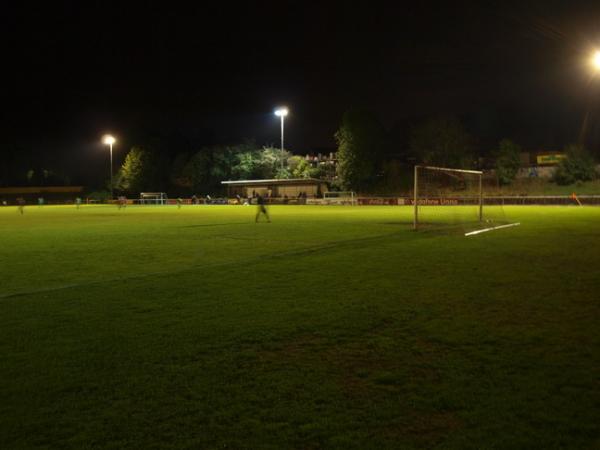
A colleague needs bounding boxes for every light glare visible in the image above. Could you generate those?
[103,134,116,145]
[274,107,288,117]
[593,51,600,70]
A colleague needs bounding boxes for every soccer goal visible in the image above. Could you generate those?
[323,191,356,205]
[139,192,168,205]
[413,165,484,230]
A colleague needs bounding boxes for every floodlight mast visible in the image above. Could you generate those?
[102,135,116,199]
[274,107,288,170]
[413,165,418,230]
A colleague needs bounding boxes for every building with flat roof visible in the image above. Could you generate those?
[221,178,329,198]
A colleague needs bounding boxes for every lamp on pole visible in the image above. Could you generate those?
[579,51,600,144]
[592,51,600,71]
[274,107,289,170]
[102,134,116,199]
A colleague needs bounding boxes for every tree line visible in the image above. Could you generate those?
[112,110,598,197]
[335,110,599,192]
[114,142,334,196]
[4,110,595,194]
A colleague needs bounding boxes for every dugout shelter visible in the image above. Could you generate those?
[221,178,329,198]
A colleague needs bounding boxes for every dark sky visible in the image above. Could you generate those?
[2,1,600,184]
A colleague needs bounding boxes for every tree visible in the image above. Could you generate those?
[553,144,597,185]
[287,156,331,180]
[232,150,261,180]
[288,156,311,178]
[409,116,474,168]
[118,146,167,193]
[183,150,212,193]
[494,139,522,185]
[170,152,192,190]
[335,109,386,191]
[184,142,272,193]
[256,147,291,179]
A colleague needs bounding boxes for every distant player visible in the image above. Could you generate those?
[75,197,82,209]
[255,194,270,223]
[118,196,127,209]
[17,197,25,214]
[177,197,183,209]
[37,197,44,207]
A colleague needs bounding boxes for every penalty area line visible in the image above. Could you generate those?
[465,222,521,237]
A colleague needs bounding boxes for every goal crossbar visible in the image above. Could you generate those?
[417,165,483,175]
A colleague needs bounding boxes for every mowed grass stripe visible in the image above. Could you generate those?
[0,229,408,300]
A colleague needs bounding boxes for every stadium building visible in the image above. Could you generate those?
[221,178,329,198]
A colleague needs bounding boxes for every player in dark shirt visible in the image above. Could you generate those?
[255,194,270,223]
[17,197,25,214]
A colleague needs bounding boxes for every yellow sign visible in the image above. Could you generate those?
[536,154,566,165]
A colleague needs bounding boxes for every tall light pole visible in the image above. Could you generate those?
[274,107,289,170]
[103,134,116,199]
[580,51,600,144]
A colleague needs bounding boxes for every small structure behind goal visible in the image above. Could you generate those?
[413,165,483,230]
[139,192,168,205]
[323,191,356,205]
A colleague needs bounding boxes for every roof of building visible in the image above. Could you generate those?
[221,178,327,186]
[0,186,84,194]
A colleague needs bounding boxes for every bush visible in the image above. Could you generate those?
[86,190,112,202]
[553,145,597,185]
[494,139,521,185]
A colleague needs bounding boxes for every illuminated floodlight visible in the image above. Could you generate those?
[593,51,600,70]
[102,134,116,199]
[274,107,289,117]
[103,134,116,145]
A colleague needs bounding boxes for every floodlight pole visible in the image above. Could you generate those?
[478,173,483,222]
[280,114,285,170]
[109,142,114,200]
[413,165,419,230]
[274,107,288,171]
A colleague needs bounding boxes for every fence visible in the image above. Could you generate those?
[3,195,600,207]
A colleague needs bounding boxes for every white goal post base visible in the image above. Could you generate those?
[465,222,521,237]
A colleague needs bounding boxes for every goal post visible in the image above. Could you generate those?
[139,192,168,205]
[413,165,483,230]
[323,191,356,205]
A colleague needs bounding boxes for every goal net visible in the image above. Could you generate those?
[138,192,168,205]
[413,165,508,231]
[323,191,356,205]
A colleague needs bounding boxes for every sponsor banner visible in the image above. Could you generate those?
[357,198,400,205]
[536,154,566,165]
[305,198,323,205]
[403,198,461,206]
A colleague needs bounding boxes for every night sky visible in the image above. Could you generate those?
[2,1,600,185]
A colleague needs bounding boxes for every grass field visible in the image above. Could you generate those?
[1,204,598,449]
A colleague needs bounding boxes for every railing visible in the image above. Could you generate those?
[3,195,600,207]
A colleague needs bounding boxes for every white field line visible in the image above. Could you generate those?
[465,222,521,237]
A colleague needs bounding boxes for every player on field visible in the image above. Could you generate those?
[255,194,270,223]
[17,197,25,214]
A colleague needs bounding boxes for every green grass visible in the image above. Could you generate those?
[1,204,598,449]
